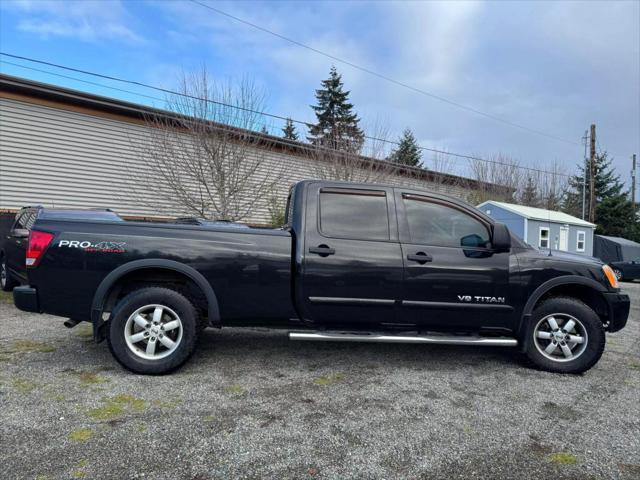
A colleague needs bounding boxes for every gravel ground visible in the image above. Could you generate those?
[0,285,639,480]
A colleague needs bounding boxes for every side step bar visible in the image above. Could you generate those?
[289,331,517,347]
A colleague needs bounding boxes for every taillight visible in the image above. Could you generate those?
[26,230,55,267]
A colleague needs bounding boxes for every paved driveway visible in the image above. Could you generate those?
[0,284,639,479]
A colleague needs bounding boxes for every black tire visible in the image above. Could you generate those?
[524,296,605,374]
[1,254,18,292]
[107,287,199,374]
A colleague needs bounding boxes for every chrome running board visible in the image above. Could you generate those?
[289,331,517,347]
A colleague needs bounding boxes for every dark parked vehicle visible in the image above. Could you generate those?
[1,206,122,291]
[609,259,640,282]
[13,181,629,375]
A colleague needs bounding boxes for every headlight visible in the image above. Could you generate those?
[602,265,619,289]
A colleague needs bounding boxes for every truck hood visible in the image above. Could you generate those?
[529,248,603,266]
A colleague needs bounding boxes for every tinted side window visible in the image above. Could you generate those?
[320,189,390,241]
[403,196,491,248]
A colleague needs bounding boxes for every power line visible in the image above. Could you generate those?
[0,53,571,179]
[188,0,581,147]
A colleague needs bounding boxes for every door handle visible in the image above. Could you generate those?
[309,244,335,256]
[407,252,432,264]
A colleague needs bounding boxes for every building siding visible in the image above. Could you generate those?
[1,97,475,224]
[477,203,525,238]
[526,219,594,256]
[479,201,594,256]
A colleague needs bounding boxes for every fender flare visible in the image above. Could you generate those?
[517,275,608,349]
[91,259,221,336]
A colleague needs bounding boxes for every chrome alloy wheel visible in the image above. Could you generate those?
[533,313,588,362]
[124,304,183,360]
[0,260,6,289]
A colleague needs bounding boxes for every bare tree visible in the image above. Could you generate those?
[423,152,465,194]
[467,153,522,204]
[130,68,282,221]
[309,119,399,183]
[536,159,569,210]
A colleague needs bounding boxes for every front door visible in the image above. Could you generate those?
[396,191,515,333]
[559,227,569,251]
[299,184,403,329]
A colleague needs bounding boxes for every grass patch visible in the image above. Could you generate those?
[86,394,146,421]
[548,452,578,465]
[68,429,94,442]
[0,290,12,304]
[3,340,56,354]
[629,362,640,371]
[152,399,182,409]
[75,324,94,338]
[13,378,37,393]
[77,371,109,386]
[313,373,344,386]
[225,384,245,395]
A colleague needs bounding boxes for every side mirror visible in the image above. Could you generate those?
[11,228,29,239]
[492,223,511,252]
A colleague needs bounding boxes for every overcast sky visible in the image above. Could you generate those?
[1,0,639,184]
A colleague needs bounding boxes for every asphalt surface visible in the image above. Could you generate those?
[0,285,639,480]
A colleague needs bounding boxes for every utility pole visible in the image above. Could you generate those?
[632,153,637,212]
[581,130,588,220]
[589,124,596,223]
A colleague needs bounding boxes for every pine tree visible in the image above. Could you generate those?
[387,128,422,167]
[564,152,623,221]
[282,118,299,141]
[308,66,364,153]
[519,176,540,207]
[564,152,639,239]
[260,125,269,135]
[597,194,637,239]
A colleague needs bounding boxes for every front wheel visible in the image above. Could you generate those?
[524,297,605,374]
[107,287,199,374]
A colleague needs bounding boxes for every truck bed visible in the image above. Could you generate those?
[28,219,297,324]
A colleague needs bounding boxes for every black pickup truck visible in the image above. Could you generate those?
[13,180,629,374]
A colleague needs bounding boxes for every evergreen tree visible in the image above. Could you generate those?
[564,152,639,240]
[260,125,269,135]
[387,128,422,167]
[597,194,637,239]
[564,152,622,220]
[308,66,364,153]
[282,118,299,141]
[519,176,540,207]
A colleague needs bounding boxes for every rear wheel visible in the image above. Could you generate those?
[524,297,605,374]
[107,287,199,374]
[1,255,18,292]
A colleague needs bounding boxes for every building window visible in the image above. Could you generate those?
[539,227,550,249]
[577,231,586,252]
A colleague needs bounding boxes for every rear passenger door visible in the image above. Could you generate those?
[397,192,514,332]
[299,184,403,329]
